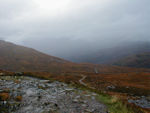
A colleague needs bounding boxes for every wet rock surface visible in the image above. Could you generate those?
[0,76,107,113]
[128,96,150,109]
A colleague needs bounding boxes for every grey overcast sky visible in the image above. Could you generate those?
[0,0,150,58]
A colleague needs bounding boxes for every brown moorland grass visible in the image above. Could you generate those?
[0,69,150,112]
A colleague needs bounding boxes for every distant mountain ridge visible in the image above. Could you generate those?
[0,40,116,73]
[114,52,150,68]
[0,40,150,73]
[69,41,150,65]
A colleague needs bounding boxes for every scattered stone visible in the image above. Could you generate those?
[106,85,116,90]
[128,96,150,109]
[0,76,107,113]
[72,99,79,103]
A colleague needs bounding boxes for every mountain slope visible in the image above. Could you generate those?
[0,40,71,72]
[0,40,150,73]
[114,52,150,68]
[70,41,150,64]
[0,40,114,73]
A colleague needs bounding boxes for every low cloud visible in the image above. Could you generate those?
[0,0,150,58]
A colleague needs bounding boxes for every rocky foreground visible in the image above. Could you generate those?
[0,76,107,113]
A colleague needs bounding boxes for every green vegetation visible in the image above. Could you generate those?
[97,94,133,113]
[71,83,145,113]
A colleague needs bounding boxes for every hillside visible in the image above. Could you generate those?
[70,41,150,64]
[0,40,71,72]
[114,52,150,68]
[0,40,150,113]
[0,40,150,73]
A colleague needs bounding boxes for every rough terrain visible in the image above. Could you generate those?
[0,76,107,113]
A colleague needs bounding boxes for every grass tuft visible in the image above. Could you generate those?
[97,94,134,113]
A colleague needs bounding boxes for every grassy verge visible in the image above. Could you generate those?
[72,83,146,113]
[97,94,133,113]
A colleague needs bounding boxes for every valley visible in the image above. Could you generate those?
[0,0,150,112]
[0,40,150,113]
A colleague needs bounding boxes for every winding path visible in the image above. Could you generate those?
[79,75,87,86]
[79,75,95,89]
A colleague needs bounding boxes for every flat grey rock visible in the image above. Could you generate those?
[0,76,107,113]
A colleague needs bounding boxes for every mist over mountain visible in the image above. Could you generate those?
[1,40,148,73]
[0,0,150,69]
[1,1,150,112]
[114,52,150,68]
[65,41,150,64]
[0,0,150,60]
